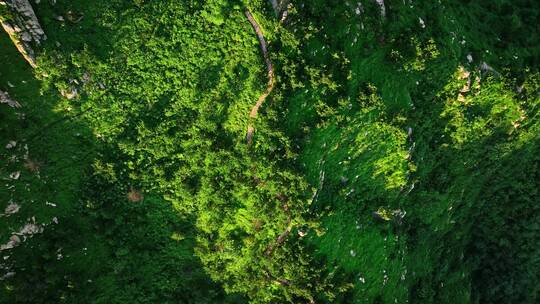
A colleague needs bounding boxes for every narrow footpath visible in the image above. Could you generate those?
[245,10,275,144]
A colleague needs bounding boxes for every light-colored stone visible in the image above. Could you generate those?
[480,62,500,76]
[269,0,290,20]
[0,235,20,251]
[60,86,78,100]
[0,272,16,280]
[375,0,386,17]
[4,201,20,215]
[9,171,20,180]
[0,0,46,67]
[5,140,17,149]
[18,223,42,235]
[0,90,22,108]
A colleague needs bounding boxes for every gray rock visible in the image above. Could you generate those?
[1,0,47,67]
[4,201,20,215]
[0,90,22,108]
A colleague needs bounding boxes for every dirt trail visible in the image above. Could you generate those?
[245,10,275,144]
[244,7,298,288]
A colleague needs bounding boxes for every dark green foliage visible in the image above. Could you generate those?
[1,30,100,303]
[23,0,332,302]
[278,1,539,303]
[81,171,238,304]
[1,23,234,304]
[1,0,539,303]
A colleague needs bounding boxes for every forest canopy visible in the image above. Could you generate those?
[1,0,539,303]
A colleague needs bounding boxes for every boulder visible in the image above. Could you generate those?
[0,90,22,108]
[0,0,46,67]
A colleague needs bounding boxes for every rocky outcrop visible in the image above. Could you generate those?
[0,0,46,68]
[0,220,44,251]
[0,90,21,108]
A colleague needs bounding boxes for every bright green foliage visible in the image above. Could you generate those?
[80,172,240,304]
[297,90,413,303]
[278,1,539,303]
[29,0,333,302]
[1,0,539,303]
[1,28,233,303]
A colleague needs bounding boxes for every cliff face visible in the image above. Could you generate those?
[0,0,46,68]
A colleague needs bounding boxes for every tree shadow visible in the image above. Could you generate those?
[1,22,238,302]
[1,28,101,302]
[467,135,540,303]
[276,1,539,303]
